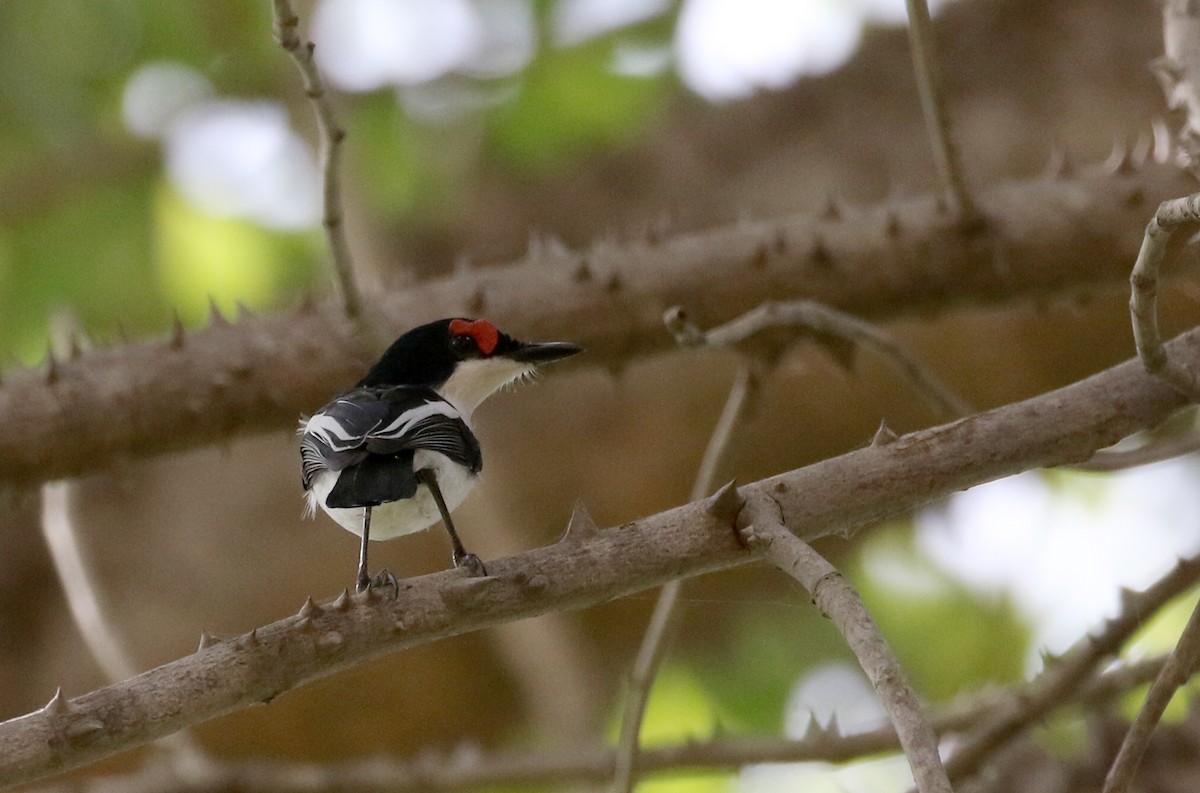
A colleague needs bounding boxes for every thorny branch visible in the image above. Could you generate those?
[4,325,1200,787]
[271,0,362,321]
[0,162,1188,486]
[1103,593,1200,793]
[739,491,952,793]
[940,551,1200,786]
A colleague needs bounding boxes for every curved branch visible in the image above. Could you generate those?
[3,325,1200,787]
[0,163,1190,485]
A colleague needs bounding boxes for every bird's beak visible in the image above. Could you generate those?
[507,341,583,365]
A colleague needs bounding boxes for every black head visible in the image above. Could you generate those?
[358,318,582,394]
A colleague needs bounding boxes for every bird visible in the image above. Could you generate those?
[300,317,582,592]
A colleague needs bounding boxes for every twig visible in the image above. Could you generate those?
[739,491,952,793]
[666,301,971,421]
[5,326,1200,787]
[610,363,756,793]
[40,482,138,683]
[1103,593,1200,793]
[1073,428,1200,471]
[941,551,1200,785]
[271,0,362,321]
[41,484,208,763]
[1130,193,1200,400]
[904,0,980,224]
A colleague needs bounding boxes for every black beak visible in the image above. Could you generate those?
[507,341,584,365]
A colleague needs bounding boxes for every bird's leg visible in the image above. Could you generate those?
[416,468,487,577]
[355,506,398,594]
[356,506,372,592]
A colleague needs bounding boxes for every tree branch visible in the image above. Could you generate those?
[1131,193,1200,398]
[941,550,1200,785]
[739,491,951,793]
[4,325,1200,787]
[905,0,980,224]
[0,162,1190,486]
[611,364,756,792]
[1103,593,1200,793]
[271,0,362,321]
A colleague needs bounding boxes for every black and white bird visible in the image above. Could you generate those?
[300,317,582,591]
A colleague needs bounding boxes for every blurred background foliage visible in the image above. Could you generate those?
[4,1,1200,791]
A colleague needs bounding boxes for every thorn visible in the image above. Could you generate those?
[116,321,130,344]
[169,311,186,350]
[561,501,601,543]
[822,713,841,738]
[705,480,745,525]
[295,616,314,632]
[468,288,486,316]
[773,229,788,255]
[198,630,219,651]
[299,292,317,314]
[871,420,898,447]
[810,237,833,269]
[799,713,817,741]
[68,333,84,361]
[45,346,60,384]
[208,297,230,328]
[240,628,260,647]
[235,301,255,322]
[605,273,622,293]
[1044,146,1074,179]
[750,243,769,270]
[1125,186,1146,208]
[572,259,593,283]
[44,688,69,716]
[1118,585,1140,613]
[821,195,842,221]
[298,597,323,619]
[332,588,351,611]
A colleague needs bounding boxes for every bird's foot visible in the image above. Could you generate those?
[453,552,488,578]
[356,569,399,595]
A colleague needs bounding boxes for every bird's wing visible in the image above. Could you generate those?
[300,386,481,490]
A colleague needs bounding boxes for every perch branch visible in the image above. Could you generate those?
[0,162,1189,485]
[271,0,361,321]
[4,326,1200,787]
[739,491,951,793]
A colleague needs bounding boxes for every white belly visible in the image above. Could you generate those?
[308,450,479,541]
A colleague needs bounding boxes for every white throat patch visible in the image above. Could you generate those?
[439,358,534,417]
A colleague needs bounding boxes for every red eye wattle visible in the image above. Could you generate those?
[449,319,499,355]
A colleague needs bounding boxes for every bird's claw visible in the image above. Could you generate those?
[454,552,488,578]
[356,569,399,595]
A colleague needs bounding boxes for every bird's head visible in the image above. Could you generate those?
[358,318,582,415]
